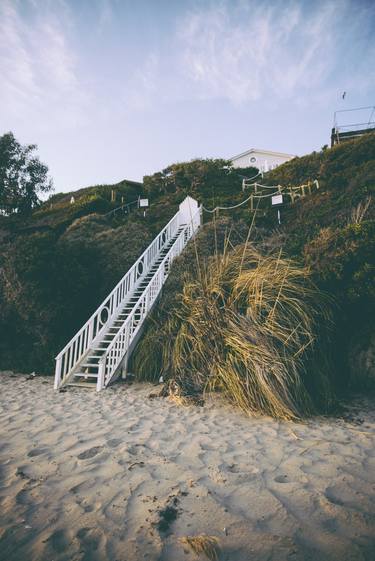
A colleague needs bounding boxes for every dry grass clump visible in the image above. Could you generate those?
[180,535,220,560]
[349,195,372,225]
[154,240,334,420]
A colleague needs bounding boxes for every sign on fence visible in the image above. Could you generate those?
[271,194,283,206]
[139,199,149,208]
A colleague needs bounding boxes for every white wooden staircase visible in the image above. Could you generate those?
[54,196,201,391]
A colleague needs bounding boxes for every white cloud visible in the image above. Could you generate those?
[172,0,374,105]
[0,0,89,131]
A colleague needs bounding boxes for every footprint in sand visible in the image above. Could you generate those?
[107,438,122,448]
[274,474,290,483]
[27,448,48,457]
[49,529,70,553]
[78,446,104,460]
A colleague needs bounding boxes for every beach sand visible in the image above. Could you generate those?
[0,371,374,561]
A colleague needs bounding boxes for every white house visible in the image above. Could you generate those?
[230,148,296,172]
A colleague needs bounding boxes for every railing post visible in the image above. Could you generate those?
[87,320,94,346]
[54,357,62,390]
[97,361,105,391]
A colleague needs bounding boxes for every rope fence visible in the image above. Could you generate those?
[203,179,320,215]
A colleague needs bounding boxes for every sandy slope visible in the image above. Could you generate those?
[0,371,374,561]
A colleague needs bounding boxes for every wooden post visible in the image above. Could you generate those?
[250,194,254,212]
[111,189,116,203]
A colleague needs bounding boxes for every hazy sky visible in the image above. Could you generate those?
[1,0,374,193]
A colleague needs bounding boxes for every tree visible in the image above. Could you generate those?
[0,132,53,214]
[143,158,259,200]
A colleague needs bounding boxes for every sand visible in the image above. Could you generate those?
[0,371,374,561]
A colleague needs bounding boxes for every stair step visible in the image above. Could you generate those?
[81,363,99,368]
[74,372,98,378]
[67,382,97,388]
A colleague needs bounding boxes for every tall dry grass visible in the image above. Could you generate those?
[134,226,334,419]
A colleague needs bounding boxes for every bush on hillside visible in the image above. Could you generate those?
[0,213,154,373]
[304,220,375,304]
[133,237,334,419]
[143,159,258,203]
[265,133,375,192]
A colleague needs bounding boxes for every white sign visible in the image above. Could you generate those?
[271,194,283,206]
[139,198,149,208]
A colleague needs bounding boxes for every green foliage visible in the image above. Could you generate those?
[0,230,101,371]
[304,220,375,304]
[144,158,257,206]
[265,133,375,192]
[0,132,53,214]
[0,212,153,373]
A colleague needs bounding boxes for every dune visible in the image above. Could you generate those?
[0,371,374,561]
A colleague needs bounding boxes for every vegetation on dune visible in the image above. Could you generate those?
[143,158,257,198]
[0,212,154,373]
[133,134,375,412]
[132,224,334,419]
[262,135,375,390]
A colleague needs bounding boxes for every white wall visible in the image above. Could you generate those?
[232,151,294,172]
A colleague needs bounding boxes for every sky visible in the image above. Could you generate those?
[0,0,374,193]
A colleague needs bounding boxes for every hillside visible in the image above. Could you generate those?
[132,134,375,402]
[0,162,254,373]
[0,137,374,399]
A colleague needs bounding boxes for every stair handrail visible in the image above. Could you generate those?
[97,206,201,390]
[54,207,182,388]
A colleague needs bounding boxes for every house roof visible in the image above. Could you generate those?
[230,148,297,161]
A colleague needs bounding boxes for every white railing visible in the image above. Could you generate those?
[96,209,200,390]
[54,209,183,389]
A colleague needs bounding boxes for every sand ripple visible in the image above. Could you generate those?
[0,372,374,560]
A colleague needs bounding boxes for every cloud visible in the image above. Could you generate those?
[173,0,375,104]
[0,0,88,131]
